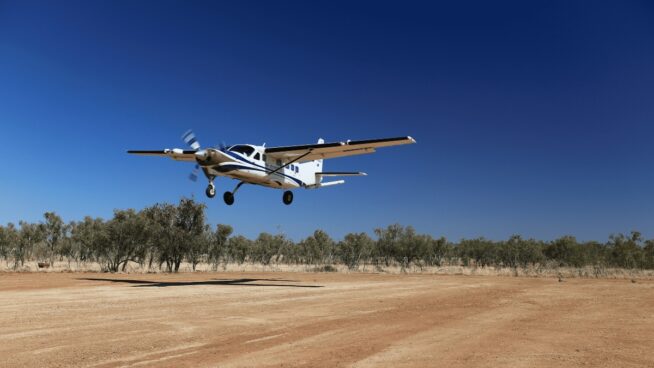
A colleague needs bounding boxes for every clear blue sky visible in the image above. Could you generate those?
[1,1,653,241]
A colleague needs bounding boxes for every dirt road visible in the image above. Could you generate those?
[0,272,652,367]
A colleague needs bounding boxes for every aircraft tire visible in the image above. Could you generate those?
[206,185,216,198]
[223,191,234,206]
[282,191,293,205]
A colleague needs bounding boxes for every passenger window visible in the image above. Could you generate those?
[295,166,299,173]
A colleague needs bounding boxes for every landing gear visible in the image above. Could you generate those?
[223,191,234,206]
[223,181,245,206]
[282,191,293,205]
[205,183,216,198]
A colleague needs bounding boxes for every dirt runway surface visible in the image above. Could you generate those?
[0,272,652,367]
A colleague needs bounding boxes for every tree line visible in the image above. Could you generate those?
[1,198,654,272]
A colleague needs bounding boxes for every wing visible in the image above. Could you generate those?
[264,136,416,163]
[127,149,197,162]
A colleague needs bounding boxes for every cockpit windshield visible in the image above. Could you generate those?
[228,145,255,156]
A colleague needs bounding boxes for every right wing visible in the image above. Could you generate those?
[264,136,416,163]
[127,149,197,162]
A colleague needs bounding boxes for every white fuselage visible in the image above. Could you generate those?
[204,145,322,189]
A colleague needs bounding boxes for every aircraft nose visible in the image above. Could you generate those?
[195,148,229,165]
[194,149,209,161]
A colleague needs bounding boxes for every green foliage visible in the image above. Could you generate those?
[608,232,644,269]
[226,235,252,265]
[458,238,497,267]
[208,224,233,269]
[102,209,147,272]
[40,212,67,263]
[337,232,374,270]
[141,198,206,272]
[2,199,654,272]
[70,217,107,264]
[299,230,335,265]
[16,221,44,268]
[0,223,18,261]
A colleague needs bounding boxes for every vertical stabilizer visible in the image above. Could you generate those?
[315,138,324,181]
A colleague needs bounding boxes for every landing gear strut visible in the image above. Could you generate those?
[282,191,293,205]
[223,181,245,206]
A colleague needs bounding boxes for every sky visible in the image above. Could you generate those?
[1,1,654,241]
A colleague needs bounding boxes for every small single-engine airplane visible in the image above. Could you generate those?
[128,131,416,205]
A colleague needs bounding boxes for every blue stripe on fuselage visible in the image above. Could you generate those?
[219,152,305,187]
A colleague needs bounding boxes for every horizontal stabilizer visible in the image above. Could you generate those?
[305,180,345,189]
[316,172,367,177]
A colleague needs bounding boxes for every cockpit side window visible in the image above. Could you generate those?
[254,152,261,160]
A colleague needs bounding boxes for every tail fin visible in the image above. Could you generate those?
[315,138,324,181]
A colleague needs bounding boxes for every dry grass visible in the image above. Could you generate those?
[2,259,653,280]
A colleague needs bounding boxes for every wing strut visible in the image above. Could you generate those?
[266,150,313,178]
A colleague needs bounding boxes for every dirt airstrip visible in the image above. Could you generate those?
[0,272,652,367]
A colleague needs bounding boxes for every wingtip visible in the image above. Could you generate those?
[407,136,416,143]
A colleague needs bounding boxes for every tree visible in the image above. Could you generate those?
[70,217,107,265]
[171,198,206,272]
[458,238,497,267]
[16,221,44,268]
[424,236,451,266]
[544,236,578,266]
[0,224,18,261]
[608,232,643,269]
[187,225,211,271]
[226,235,252,265]
[253,232,290,266]
[208,224,233,270]
[497,235,544,268]
[299,230,335,265]
[337,232,374,270]
[374,224,404,266]
[102,209,147,272]
[40,212,68,264]
[644,240,654,269]
[373,225,431,269]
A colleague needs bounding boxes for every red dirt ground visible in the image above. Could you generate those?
[0,272,652,367]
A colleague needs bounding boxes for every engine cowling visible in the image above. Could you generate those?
[194,148,229,166]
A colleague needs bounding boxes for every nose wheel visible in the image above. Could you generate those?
[205,183,216,198]
[282,191,293,205]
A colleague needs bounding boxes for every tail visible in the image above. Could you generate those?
[315,138,324,181]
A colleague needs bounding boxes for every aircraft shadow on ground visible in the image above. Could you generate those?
[78,277,323,288]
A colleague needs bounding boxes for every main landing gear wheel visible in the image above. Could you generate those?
[205,184,216,198]
[282,191,293,205]
[223,191,235,206]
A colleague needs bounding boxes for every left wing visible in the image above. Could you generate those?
[127,149,197,162]
[265,136,415,163]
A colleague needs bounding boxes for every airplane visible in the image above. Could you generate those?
[128,131,416,205]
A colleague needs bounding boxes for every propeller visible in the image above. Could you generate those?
[182,130,201,150]
[182,130,202,182]
[181,129,229,182]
